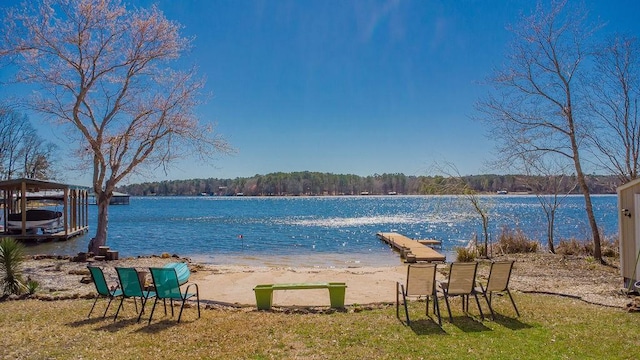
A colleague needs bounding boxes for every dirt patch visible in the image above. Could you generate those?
[11,252,634,308]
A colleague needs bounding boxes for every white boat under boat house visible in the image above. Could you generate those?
[0,178,90,241]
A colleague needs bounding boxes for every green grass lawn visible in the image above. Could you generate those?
[1,293,639,359]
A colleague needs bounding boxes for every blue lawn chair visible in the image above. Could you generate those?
[148,267,200,324]
[87,266,123,318]
[114,267,157,322]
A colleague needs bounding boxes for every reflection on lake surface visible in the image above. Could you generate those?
[24,195,618,267]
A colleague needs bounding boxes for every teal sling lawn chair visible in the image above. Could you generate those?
[148,267,200,324]
[114,267,157,322]
[87,266,123,318]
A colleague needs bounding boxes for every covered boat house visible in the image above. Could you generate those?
[0,178,90,242]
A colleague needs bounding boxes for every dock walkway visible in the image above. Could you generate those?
[377,232,445,263]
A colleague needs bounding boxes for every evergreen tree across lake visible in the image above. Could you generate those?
[118,172,619,196]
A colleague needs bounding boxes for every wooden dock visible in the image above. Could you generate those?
[3,226,89,242]
[377,232,446,263]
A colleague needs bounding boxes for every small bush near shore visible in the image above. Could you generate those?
[558,236,620,258]
[495,227,539,254]
[556,238,588,256]
[455,247,476,262]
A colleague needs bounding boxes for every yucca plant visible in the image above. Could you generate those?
[0,238,26,295]
[25,279,40,295]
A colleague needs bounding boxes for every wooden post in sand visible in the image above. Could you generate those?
[106,250,119,261]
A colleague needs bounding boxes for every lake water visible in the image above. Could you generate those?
[25,195,619,267]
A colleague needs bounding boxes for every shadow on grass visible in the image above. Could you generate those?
[134,319,194,334]
[491,314,532,330]
[408,319,448,336]
[66,316,109,327]
[448,316,492,332]
[94,317,146,332]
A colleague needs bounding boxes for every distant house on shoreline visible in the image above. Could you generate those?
[89,191,130,205]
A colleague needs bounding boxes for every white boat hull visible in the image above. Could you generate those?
[6,209,63,230]
[7,218,61,230]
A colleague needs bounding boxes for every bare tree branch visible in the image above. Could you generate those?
[0,0,231,252]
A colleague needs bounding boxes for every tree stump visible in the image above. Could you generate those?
[72,252,87,262]
[98,246,110,257]
[106,250,119,261]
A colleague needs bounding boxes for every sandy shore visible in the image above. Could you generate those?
[16,253,632,309]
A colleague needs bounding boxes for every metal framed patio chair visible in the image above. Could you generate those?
[148,267,200,324]
[439,262,484,321]
[87,266,123,318]
[476,260,519,319]
[114,267,157,322]
[396,263,442,326]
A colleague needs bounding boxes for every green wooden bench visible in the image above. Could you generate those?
[253,282,347,310]
[163,262,190,285]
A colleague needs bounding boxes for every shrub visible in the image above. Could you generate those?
[560,236,620,258]
[0,238,26,295]
[26,278,40,295]
[600,235,619,258]
[556,238,588,256]
[495,226,539,254]
[455,247,476,262]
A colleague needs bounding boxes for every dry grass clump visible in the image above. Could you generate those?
[495,227,539,254]
[455,247,477,262]
[555,238,588,255]
[557,236,619,257]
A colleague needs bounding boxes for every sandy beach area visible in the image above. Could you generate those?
[17,253,631,309]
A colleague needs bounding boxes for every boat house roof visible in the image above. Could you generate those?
[0,178,89,192]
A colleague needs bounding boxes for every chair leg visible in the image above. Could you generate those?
[482,291,496,320]
[102,297,114,318]
[506,289,520,317]
[396,283,410,325]
[177,299,187,323]
[88,297,100,318]
[114,297,126,321]
[472,293,484,320]
[403,291,410,325]
[137,296,150,323]
[432,294,442,326]
[425,296,430,316]
[196,291,200,319]
[395,283,400,320]
[443,292,453,322]
[148,297,159,325]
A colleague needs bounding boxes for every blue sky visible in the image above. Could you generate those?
[2,0,640,186]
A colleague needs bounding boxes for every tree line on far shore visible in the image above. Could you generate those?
[116,171,620,197]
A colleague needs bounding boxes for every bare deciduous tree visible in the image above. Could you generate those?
[519,153,577,253]
[433,161,492,258]
[0,0,230,253]
[588,35,640,183]
[477,0,604,261]
[0,107,57,180]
